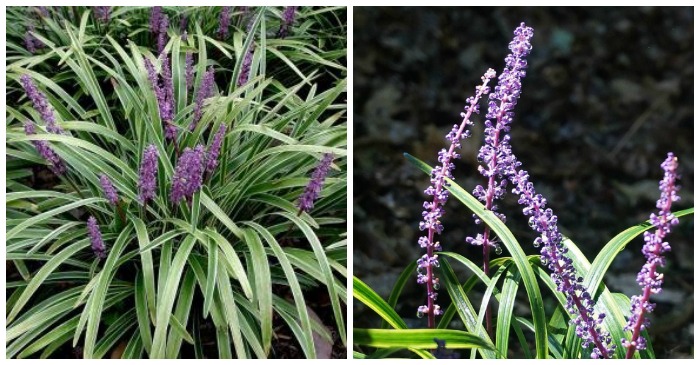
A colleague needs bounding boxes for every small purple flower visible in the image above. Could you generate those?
[510,160,615,358]
[24,122,65,175]
[20,74,62,134]
[218,6,232,39]
[416,69,495,328]
[487,23,615,359]
[467,23,534,256]
[157,14,169,54]
[238,43,255,87]
[145,56,177,141]
[25,32,37,54]
[150,6,162,34]
[138,144,159,205]
[160,54,175,122]
[185,52,194,91]
[170,145,205,204]
[622,153,680,358]
[99,174,119,205]
[277,6,298,39]
[205,124,226,174]
[87,216,107,259]
[36,6,49,17]
[298,153,334,213]
[24,23,44,54]
[190,67,215,131]
[93,6,110,23]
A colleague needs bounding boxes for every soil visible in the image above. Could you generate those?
[353,6,693,359]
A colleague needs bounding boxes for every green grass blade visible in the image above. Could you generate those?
[242,228,273,356]
[151,235,196,358]
[354,328,494,351]
[353,276,407,329]
[7,239,88,324]
[83,224,133,358]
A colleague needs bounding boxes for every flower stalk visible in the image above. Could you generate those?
[467,22,534,338]
[416,69,495,328]
[623,153,680,358]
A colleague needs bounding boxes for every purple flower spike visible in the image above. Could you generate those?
[93,7,110,22]
[190,67,215,131]
[157,14,169,54]
[20,74,62,134]
[87,216,107,259]
[170,145,205,204]
[24,23,44,54]
[145,56,177,141]
[99,174,119,205]
[185,52,194,91]
[416,69,495,328]
[468,22,534,253]
[277,6,298,39]
[36,6,49,17]
[218,6,232,39]
[464,23,534,337]
[24,122,65,175]
[238,44,255,87]
[298,153,334,213]
[25,32,37,54]
[623,153,680,358]
[138,144,159,205]
[205,124,226,174]
[510,162,615,358]
[150,6,162,34]
[160,54,175,122]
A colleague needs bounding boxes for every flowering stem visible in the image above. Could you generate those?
[420,71,495,328]
[529,204,610,358]
[624,153,679,358]
[625,286,652,359]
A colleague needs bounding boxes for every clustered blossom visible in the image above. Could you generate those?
[416,69,495,328]
[35,6,49,17]
[138,144,159,205]
[205,124,226,174]
[170,145,205,205]
[622,153,680,358]
[467,22,534,255]
[145,56,177,141]
[24,23,44,54]
[87,216,107,259]
[510,164,615,358]
[20,75,63,134]
[157,14,169,55]
[218,6,232,39]
[99,174,119,205]
[185,52,194,91]
[238,43,255,87]
[277,6,298,39]
[149,6,162,34]
[23,122,65,175]
[190,67,215,131]
[298,153,334,213]
[93,6,110,22]
[466,23,616,359]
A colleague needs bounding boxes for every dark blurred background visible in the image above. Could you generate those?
[353,7,693,358]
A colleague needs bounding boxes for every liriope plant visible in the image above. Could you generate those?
[352,22,691,359]
[6,6,346,359]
